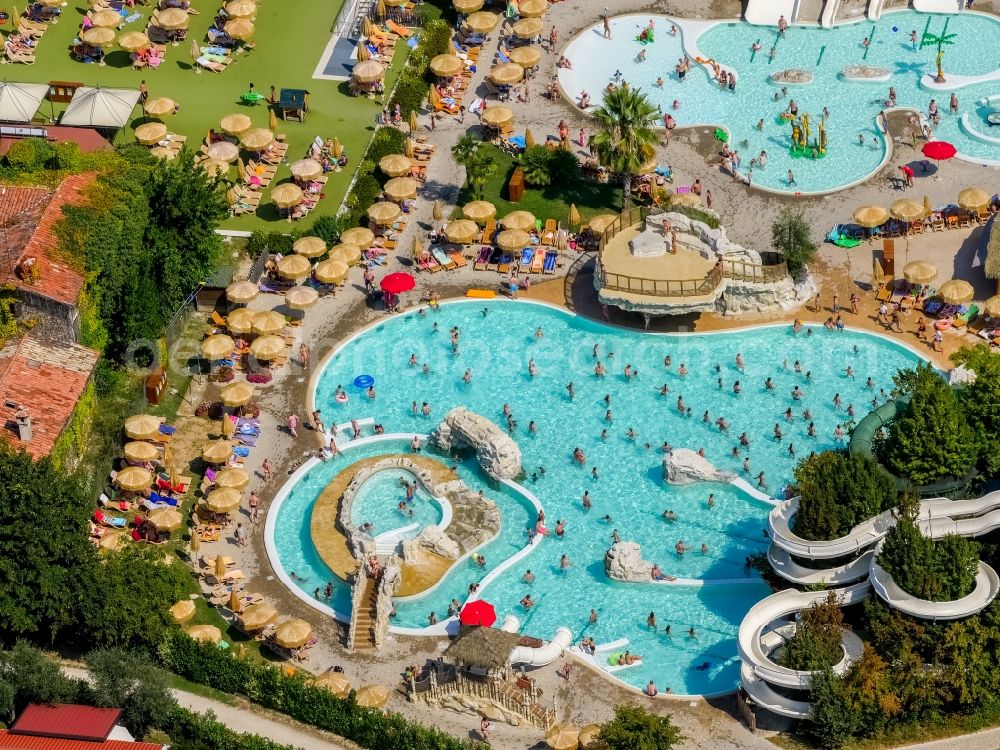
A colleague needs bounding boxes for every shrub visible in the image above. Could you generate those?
[245,371,273,384]
[5,138,54,171]
[158,632,484,750]
[792,451,897,541]
[520,146,553,187]
[247,230,296,257]
[779,592,845,671]
[598,704,683,750]
[953,345,1000,478]
[664,203,720,229]
[548,147,579,183]
[882,363,978,484]
[307,216,346,247]
[368,128,407,178]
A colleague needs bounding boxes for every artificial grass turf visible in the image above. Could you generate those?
[456,144,622,225]
[6,0,408,231]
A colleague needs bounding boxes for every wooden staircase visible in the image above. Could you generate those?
[351,578,378,651]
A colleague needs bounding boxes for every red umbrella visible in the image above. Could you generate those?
[921,141,956,161]
[380,272,415,294]
[459,599,496,627]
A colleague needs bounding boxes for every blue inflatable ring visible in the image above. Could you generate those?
[354,374,375,389]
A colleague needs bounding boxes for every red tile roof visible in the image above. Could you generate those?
[10,705,121,742]
[0,336,100,458]
[0,127,112,157]
[0,173,93,306]
[0,733,162,750]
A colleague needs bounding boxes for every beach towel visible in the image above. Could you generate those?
[122,11,141,24]
[232,445,250,458]
[520,248,533,265]
[159,424,176,435]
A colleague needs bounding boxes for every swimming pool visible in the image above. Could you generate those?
[557,10,1000,193]
[349,469,443,541]
[272,300,925,694]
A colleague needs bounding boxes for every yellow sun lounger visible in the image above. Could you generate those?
[466,289,496,299]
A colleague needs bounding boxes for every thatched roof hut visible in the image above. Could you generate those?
[443,626,521,669]
[986,219,1000,284]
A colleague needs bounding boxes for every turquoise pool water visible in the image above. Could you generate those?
[349,469,443,539]
[274,300,924,694]
[557,10,1000,193]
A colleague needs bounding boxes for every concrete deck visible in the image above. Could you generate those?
[601,226,717,284]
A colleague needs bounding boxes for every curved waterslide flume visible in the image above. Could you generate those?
[509,626,574,667]
[767,545,874,586]
[738,582,870,692]
[769,497,897,559]
[740,663,812,718]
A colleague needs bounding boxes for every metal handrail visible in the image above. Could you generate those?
[595,208,788,298]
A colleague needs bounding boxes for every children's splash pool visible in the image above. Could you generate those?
[349,469,443,540]
[557,10,1000,193]
[270,300,924,694]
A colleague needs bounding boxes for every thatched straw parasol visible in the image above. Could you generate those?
[465,11,498,33]
[124,441,158,463]
[939,279,975,305]
[135,121,167,145]
[463,200,496,223]
[545,723,580,750]
[983,295,1000,318]
[275,618,313,648]
[453,0,482,11]
[241,603,278,630]
[290,158,323,181]
[481,105,514,127]
[277,253,311,280]
[445,219,478,244]
[223,18,255,39]
[384,176,418,202]
[354,684,390,708]
[313,672,351,697]
[286,285,319,310]
[587,214,617,234]
[342,227,375,247]
[117,466,153,491]
[567,203,580,228]
[201,334,235,359]
[501,210,535,231]
[250,335,285,360]
[143,95,175,117]
[170,599,196,624]
[429,54,464,78]
[252,310,286,335]
[853,205,888,228]
[578,724,607,749]
[379,153,412,177]
[512,16,543,38]
[215,467,251,490]
[226,279,258,303]
[315,259,349,284]
[352,60,385,83]
[902,261,938,286]
[890,198,924,223]
[958,187,990,212]
[241,127,274,151]
[185,624,222,644]
[225,307,255,334]
[156,7,189,29]
[518,0,546,15]
[220,381,254,407]
[148,507,183,531]
[489,63,524,85]
[202,440,234,465]
[508,45,541,68]
[205,486,242,513]
[221,113,252,135]
[125,414,161,440]
[368,201,401,225]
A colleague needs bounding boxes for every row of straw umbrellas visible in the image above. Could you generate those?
[897,258,1000,313]
[84,6,255,51]
[168,597,388,705]
[853,188,993,232]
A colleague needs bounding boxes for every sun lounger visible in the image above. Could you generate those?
[488,247,503,268]
[541,219,557,245]
[543,250,558,274]
[386,19,413,37]
[432,247,456,270]
[4,47,36,64]
[481,218,496,244]
[875,284,892,303]
[448,251,468,268]
[953,304,979,329]
[530,247,545,274]
[94,511,127,528]
[924,300,943,316]
[196,55,233,72]
[473,246,491,270]
[520,248,533,266]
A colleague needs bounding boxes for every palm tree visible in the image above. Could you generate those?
[587,87,660,210]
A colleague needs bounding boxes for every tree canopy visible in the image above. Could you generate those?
[588,87,659,207]
[878,495,979,602]
[882,363,978,484]
[779,592,846,672]
[771,206,817,276]
[56,149,227,363]
[792,451,897,541]
[952,344,1000,477]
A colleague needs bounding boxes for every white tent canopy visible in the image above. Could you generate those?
[0,82,49,124]
[60,87,141,129]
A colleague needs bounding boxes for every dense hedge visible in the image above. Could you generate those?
[388,19,453,122]
[345,127,408,227]
[164,707,297,750]
[159,631,484,750]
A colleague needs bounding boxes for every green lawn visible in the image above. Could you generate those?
[8,0,408,231]
[456,144,622,225]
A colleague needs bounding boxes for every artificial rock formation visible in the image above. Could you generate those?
[663,447,736,485]
[431,407,522,480]
[402,525,461,562]
[604,541,654,582]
